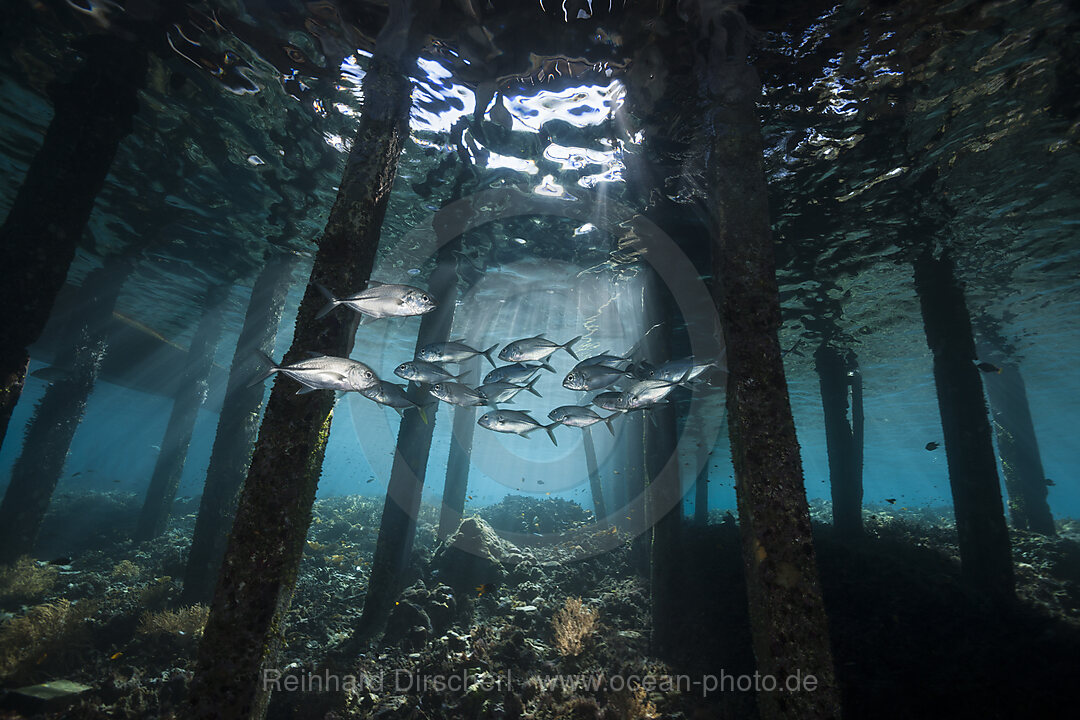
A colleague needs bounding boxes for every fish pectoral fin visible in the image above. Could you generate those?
[295,386,318,395]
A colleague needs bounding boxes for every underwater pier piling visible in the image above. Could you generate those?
[686,2,842,716]
[582,427,608,525]
[0,255,136,564]
[647,400,681,657]
[914,250,1015,598]
[815,344,864,538]
[356,246,459,641]
[438,358,479,541]
[135,282,230,542]
[0,35,146,454]
[187,5,429,714]
[182,255,298,604]
[978,356,1055,535]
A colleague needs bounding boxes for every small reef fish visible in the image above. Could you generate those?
[925,441,940,451]
[477,377,541,405]
[314,281,437,320]
[417,340,499,367]
[359,380,427,420]
[498,335,582,363]
[483,362,554,385]
[429,381,487,407]
[394,360,465,385]
[563,365,631,392]
[478,409,559,445]
[547,405,617,436]
[975,361,1002,374]
[250,351,378,393]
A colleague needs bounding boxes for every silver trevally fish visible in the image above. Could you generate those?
[644,358,718,383]
[359,380,428,421]
[477,409,558,446]
[621,376,687,410]
[428,381,487,407]
[483,362,554,385]
[394,360,466,385]
[250,351,378,393]
[547,405,617,436]
[573,352,631,371]
[315,281,437,320]
[562,365,631,392]
[591,391,629,412]
[477,377,541,405]
[498,335,582,363]
[417,340,499,367]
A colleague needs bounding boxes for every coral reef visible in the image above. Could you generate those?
[552,596,599,657]
[136,606,209,641]
[0,556,58,606]
[0,599,96,681]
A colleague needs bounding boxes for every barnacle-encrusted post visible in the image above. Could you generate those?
[914,250,1015,597]
[438,358,478,541]
[979,358,1055,535]
[687,1,843,716]
[187,3,433,716]
[0,36,146,454]
[356,245,458,640]
[135,282,230,541]
[814,344,864,539]
[181,254,298,604]
[582,427,608,525]
[0,255,136,565]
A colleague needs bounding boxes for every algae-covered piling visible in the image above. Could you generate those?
[182,255,297,604]
[135,282,229,542]
[688,1,842,715]
[914,250,1015,598]
[0,36,146,453]
[187,6,429,715]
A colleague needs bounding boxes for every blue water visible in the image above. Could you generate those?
[1,0,1078,547]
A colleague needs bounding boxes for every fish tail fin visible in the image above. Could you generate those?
[525,376,541,397]
[539,362,556,373]
[544,422,559,446]
[482,344,499,368]
[562,335,582,361]
[314,283,340,320]
[603,414,617,436]
[247,350,280,388]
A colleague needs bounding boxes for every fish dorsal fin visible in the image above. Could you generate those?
[366,280,385,287]
[451,338,466,344]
